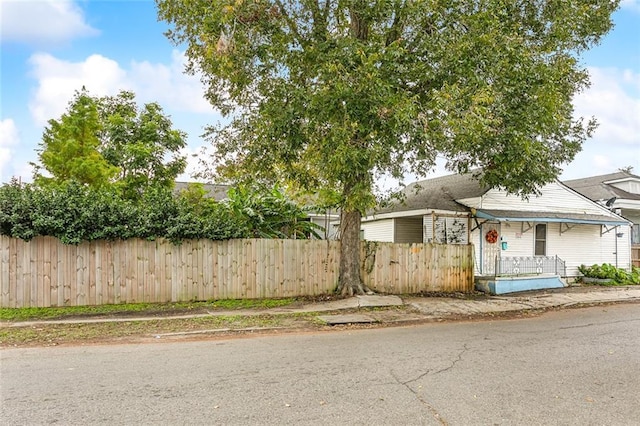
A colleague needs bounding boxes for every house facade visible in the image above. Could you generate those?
[564,171,640,267]
[362,173,632,278]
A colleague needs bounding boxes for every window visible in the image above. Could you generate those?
[535,224,547,256]
[632,224,639,245]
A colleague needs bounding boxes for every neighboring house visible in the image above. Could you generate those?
[564,171,640,243]
[563,171,640,267]
[174,181,231,201]
[361,172,632,278]
[306,210,341,240]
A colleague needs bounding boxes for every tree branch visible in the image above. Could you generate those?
[385,0,406,46]
[273,0,305,47]
[349,5,369,41]
[310,0,328,42]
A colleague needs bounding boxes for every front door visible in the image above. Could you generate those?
[481,222,501,275]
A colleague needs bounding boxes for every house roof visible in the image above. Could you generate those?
[563,171,640,202]
[172,182,334,212]
[376,172,488,214]
[368,172,630,226]
[174,182,230,201]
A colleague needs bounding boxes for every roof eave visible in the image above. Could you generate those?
[473,210,631,226]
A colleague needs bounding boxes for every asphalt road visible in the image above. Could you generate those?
[2,304,639,425]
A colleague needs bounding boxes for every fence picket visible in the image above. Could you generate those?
[0,236,474,307]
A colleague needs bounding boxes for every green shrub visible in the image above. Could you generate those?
[578,263,640,285]
[0,179,320,244]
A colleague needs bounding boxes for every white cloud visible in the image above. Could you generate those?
[574,67,640,146]
[28,51,218,126]
[0,118,19,182]
[130,51,215,114]
[29,53,129,125]
[621,0,640,12]
[592,154,614,171]
[0,0,98,45]
[0,118,18,146]
[563,67,640,178]
[177,145,210,182]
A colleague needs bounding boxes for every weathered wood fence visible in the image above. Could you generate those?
[632,245,640,268]
[0,236,474,308]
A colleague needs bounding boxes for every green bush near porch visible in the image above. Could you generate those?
[578,264,640,285]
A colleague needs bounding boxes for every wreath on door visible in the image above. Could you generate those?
[485,229,499,244]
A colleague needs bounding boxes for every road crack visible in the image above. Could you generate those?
[390,369,447,425]
[433,344,468,375]
[390,344,469,425]
[559,317,640,330]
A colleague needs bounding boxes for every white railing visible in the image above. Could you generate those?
[495,255,567,277]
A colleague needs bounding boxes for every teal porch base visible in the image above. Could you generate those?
[475,274,565,295]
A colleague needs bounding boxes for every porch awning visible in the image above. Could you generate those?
[473,209,630,226]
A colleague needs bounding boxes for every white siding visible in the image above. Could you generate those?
[394,218,424,243]
[609,180,640,195]
[361,219,395,242]
[474,222,632,276]
[459,181,622,217]
[310,217,339,240]
[549,223,631,275]
[499,222,535,257]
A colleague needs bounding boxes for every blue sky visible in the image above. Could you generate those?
[1,0,639,187]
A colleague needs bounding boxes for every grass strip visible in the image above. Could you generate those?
[0,312,322,347]
[0,298,297,322]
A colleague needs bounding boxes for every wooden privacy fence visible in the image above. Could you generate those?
[0,236,474,308]
[632,245,640,268]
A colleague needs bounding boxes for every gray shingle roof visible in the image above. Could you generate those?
[372,172,630,226]
[563,171,640,202]
[174,182,230,201]
[376,172,488,214]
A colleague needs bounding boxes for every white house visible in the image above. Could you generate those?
[362,172,632,279]
[564,171,640,267]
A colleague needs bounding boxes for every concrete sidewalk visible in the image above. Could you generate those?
[314,286,640,325]
[3,286,639,329]
[404,285,640,319]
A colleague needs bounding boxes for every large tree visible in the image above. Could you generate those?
[34,89,187,199]
[33,89,119,188]
[157,0,618,295]
[98,91,187,199]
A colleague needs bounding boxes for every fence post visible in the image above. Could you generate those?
[555,255,558,275]
[494,255,499,277]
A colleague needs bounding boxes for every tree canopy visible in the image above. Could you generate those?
[33,89,187,199]
[98,91,188,199]
[33,89,118,188]
[156,0,619,294]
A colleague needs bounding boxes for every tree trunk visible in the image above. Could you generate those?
[337,209,370,296]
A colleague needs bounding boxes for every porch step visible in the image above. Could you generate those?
[476,275,565,295]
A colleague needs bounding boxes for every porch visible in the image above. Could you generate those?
[476,255,567,295]
[495,255,567,277]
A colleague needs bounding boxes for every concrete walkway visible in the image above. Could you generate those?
[2,286,639,329]
[405,285,640,319]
